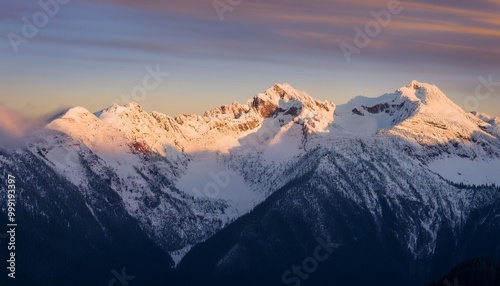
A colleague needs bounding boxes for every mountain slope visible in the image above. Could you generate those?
[0,148,173,286]
[0,81,499,285]
[176,136,500,286]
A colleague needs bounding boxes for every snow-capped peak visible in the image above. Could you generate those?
[331,80,498,149]
[60,106,96,121]
[383,81,498,147]
[41,81,499,159]
[249,83,334,118]
[398,81,460,111]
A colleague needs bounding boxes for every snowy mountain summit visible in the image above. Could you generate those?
[334,81,491,140]
[1,81,500,286]
[45,81,500,156]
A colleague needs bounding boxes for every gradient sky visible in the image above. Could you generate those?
[1,0,499,119]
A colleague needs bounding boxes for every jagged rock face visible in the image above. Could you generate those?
[352,108,364,116]
[0,81,499,285]
[252,96,279,118]
[362,102,405,115]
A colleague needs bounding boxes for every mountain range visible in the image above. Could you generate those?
[1,81,499,286]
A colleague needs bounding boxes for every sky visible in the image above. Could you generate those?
[1,0,499,119]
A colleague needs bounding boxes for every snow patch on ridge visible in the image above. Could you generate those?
[170,244,193,267]
[428,156,500,186]
[176,152,260,220]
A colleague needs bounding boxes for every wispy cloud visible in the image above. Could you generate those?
[2,0,499,117]
[4,0,498,67]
